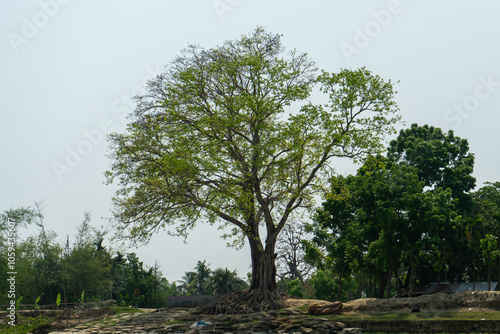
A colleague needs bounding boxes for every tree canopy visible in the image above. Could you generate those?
[304,155,457,299]
[387,123,476,212]
[303,124,500,300]
[106,27,401,309]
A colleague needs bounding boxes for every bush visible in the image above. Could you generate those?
[286,279,304,298]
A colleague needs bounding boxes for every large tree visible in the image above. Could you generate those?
[387,123,476,212]
[106,28,400,310]
[305,156,457,299]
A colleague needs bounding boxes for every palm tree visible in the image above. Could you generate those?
[209,268,248,294]
[195,260,212,294]
[178,271,197,295]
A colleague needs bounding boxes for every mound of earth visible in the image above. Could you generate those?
[284,297,334,309]
[285,291,500,314]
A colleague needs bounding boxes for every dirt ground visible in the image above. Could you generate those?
[285,291,500,314]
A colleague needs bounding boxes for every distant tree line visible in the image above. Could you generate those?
[0,205,247,308]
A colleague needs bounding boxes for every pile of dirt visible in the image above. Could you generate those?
[284,291,500,314]
[283,297,334,309]
[342,291,500,314]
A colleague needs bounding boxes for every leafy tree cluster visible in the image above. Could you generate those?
[303,124,500,301]
[178,260,248,295]
[0,206,177,308]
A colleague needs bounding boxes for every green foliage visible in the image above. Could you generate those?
[480,234,500,268]
[209,267,248,294]
[305,139,469,298]
[0,315,50,334]
[473,182,500,231]
[56,293,61,309]
[195,260,212,294]
[388,123,476,212]
[1,204,179,309]
[34,294,42,310]
[304,124,500,299]
[106,27,400,292]
[179,262,248,295]
[309,270,337,302]
[286,279,303,298]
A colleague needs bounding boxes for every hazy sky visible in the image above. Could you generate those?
[2,1,500,282]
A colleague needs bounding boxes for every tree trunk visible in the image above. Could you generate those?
[199,230,283,314]
[472,259,476,291]
[378,274,386,299]
[338,273,343,302]
[488,255,492,291]
[385,269,393,299]
[369,270,372,298]
[409,251,415,298]
[248,236,277,293]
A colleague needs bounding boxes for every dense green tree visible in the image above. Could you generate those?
[106,27,400,308]
[110,252,163,306]
[387,123,476,212]
[285,279,303,298]
[306,155,457,298]
[308,270,337,302]
[473,182,500,231]
[472,182,500,283]
[17,231,62,302]
[480,234,500,291]
[387,125,476,283]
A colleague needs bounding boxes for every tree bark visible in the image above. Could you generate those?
[338,273,343,302]
[378,274,385,299]
[488,255,492,291]
[409,251,415,298]
[248,236,277,293]
[369,271,372,298]
[385,269,393,299]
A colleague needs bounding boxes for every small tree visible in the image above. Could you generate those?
[480,234,500,291]
[276,223,313,283]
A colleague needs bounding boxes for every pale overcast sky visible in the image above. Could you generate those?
[2,1,500,281]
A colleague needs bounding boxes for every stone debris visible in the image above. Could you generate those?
[48,307,360,333]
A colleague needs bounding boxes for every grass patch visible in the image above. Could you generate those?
[111,306,144,315]
[86,318,118,328]
[296,305,310,313]
[163,320,190,325]
[99,320,117,328]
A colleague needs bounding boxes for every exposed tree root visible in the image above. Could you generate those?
[198,290,286,314]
